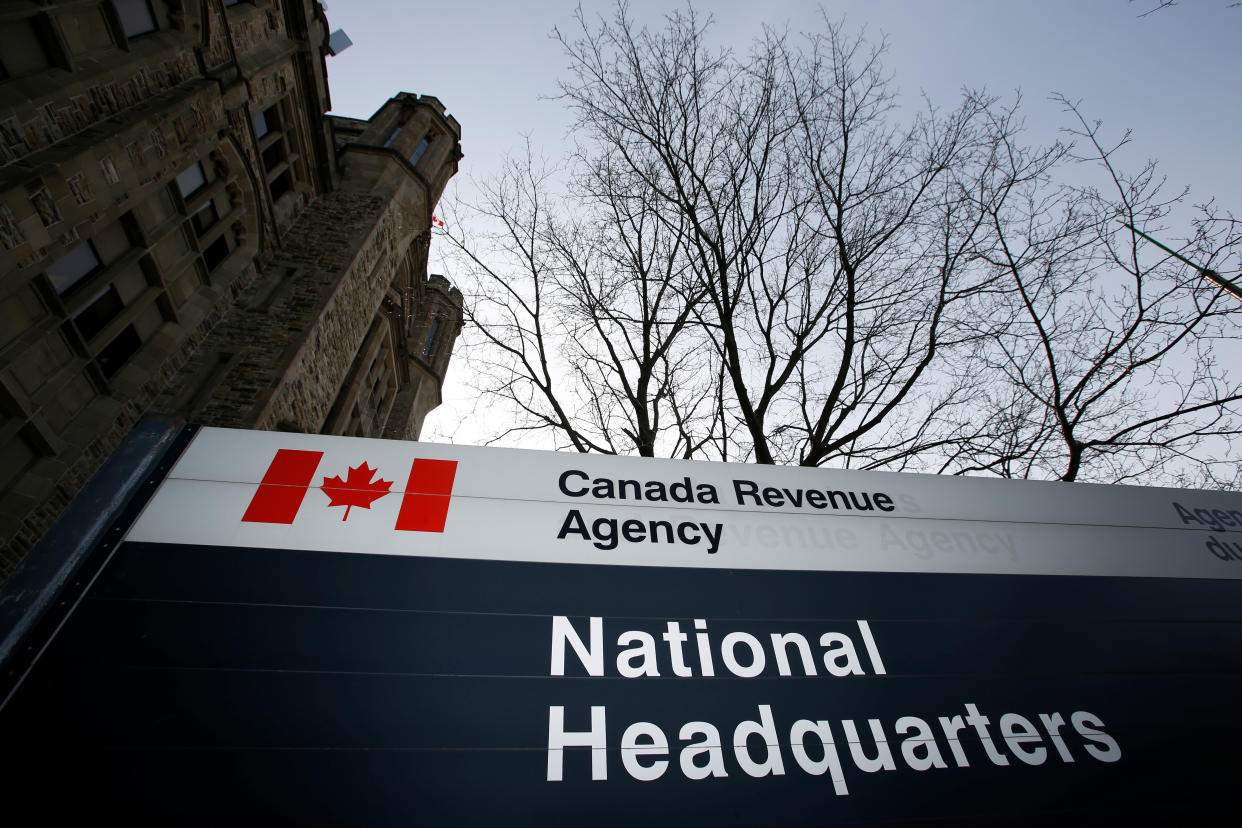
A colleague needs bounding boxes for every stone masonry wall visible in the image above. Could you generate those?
[257,195,399,431]
[2,253,260,576]
[153,189,395,432]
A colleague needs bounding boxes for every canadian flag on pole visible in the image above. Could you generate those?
[241,449,457,532]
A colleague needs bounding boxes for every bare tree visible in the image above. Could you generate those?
[951,96,1242,483]
[441,143,725,457]
[767,28,1020,469]
[444,3,1242,486]
[547,5,1023,467]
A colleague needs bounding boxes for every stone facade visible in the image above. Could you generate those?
[0,1,464,580]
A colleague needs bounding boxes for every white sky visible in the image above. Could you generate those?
[319,0,1242,447]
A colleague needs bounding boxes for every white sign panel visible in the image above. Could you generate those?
[8,424,1242,824]
[127,426,1242,579]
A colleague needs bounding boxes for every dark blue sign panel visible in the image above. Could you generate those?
[3,541,1240,824]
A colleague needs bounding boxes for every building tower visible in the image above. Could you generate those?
[0,1,463,580]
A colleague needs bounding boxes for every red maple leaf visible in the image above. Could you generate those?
[320,462,392,521]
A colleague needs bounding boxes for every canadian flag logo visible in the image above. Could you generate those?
[241,449,457,532]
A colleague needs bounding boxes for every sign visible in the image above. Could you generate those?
[2,425,1240,824]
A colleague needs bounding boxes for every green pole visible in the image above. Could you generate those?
[1121,222,1242,302]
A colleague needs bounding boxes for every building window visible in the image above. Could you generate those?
[190,200,220,236]
[201,235,231,272]
[41,217,168,381]
[408,133,433,168]
[269,170,293,201]
[96,324,142,377]
[253,108,274,140]
[0,18,52,79]
[261,140,286,172]
[254,101,300,204]
[256,105,283,168]
[383,126,402,148]
[113,0,157,38]
[176,163,207,200]
[171,159,236,276]
[371,373,385,407]
[423,319,439,357]
[46,241,104,295]
[73,285,124,341]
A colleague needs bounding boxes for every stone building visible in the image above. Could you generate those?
[0,1,464,580]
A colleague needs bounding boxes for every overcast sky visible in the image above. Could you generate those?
[319,0,1242,446]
